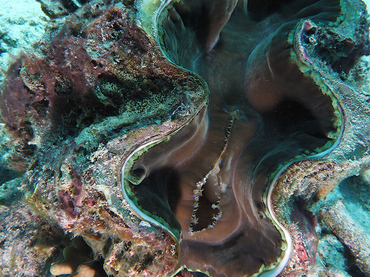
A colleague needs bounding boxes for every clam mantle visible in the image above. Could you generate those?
[0,0,369,276]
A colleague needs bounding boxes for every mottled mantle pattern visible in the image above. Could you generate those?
[0,0,369,276]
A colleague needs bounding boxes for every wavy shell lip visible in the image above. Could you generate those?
[121,105,208,243]
[296,21,316,65]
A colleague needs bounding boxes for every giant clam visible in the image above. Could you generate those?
[123,0,369,275]
[0,0,369,276]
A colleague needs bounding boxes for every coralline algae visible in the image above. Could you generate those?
[0,0,370,276]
